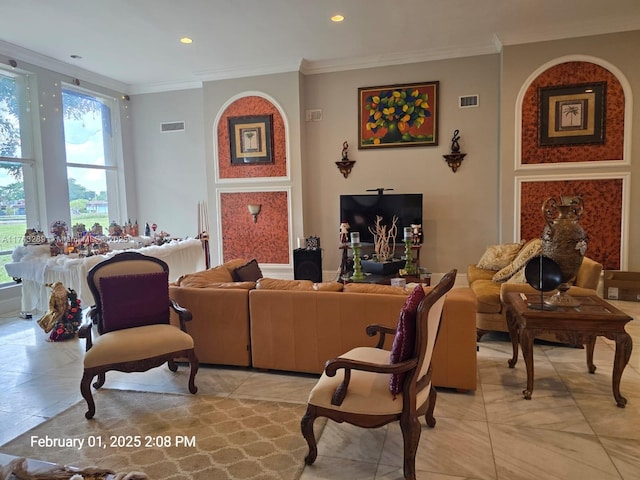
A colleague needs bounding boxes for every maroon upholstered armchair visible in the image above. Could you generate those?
[79,252,198,419]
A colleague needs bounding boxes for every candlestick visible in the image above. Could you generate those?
[404,237,416,275]
[350,243,365,281]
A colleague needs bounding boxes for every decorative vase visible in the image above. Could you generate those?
[540,195,588,307]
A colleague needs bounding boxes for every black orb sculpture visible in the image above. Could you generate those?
[524,255,563,310]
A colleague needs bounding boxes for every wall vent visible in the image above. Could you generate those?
[305,109,323,122]
[459,95,479,108]
[160,121,185,132]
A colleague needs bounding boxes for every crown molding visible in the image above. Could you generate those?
[128,80,203,95]
[195,58,304,83]
[299,43,500,75]
[0,40,128,94]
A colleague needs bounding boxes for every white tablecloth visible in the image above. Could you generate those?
[5,238,206,313]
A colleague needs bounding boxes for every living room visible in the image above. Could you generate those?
[1,1,640,478]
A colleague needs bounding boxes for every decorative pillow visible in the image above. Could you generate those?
[256,278,314,290]
[99,271,169,333]
[505,267,527,284]
[493,238,542,283]
[313,282,344,292]
[176,265,234,287]
[389,284,425,397]
[232,259,263,282]
[476,241,525,270]
[343,283,407,295]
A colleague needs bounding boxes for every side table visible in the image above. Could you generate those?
[504,292,633,407]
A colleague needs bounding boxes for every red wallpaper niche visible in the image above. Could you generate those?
[521,62,624,164]
[221,191,289,264]
[218,96,287,179]
[520,178,622,269]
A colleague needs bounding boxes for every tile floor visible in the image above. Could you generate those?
[1,300,640,480]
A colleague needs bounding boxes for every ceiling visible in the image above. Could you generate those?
[2,0,640,94]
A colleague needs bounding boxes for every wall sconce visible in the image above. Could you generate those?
[248,204,261,223]
[442,129,467,173]
[335,140,356,179]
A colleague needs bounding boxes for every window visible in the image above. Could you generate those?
[62,86,121,235]
[0,68,37,285]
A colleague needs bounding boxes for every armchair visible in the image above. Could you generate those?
[79,252,198,419]
[300,269,456,480]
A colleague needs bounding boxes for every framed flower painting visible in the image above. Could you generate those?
[358,81,439,149]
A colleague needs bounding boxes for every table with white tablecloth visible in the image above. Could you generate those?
[5,238,206,314]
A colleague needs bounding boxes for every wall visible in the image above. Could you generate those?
[302,54,501,277]
[130,88,207,238]
[500,31,640,270]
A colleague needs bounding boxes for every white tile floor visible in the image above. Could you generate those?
[1,300,640,479]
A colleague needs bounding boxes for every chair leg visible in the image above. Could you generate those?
[300,405,318,465]
[80,372,96,420]
[168,359,178,372]
[400,414,420,480]
[187,350,199,394]
[93,372,106,389]
[425,385,437,428]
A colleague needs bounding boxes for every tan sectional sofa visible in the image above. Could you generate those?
[169,260,478,392]
[467,240,603,341]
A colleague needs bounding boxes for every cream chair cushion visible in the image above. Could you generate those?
[307,346,431,416]
[84,324,194,369]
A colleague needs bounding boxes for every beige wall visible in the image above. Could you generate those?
[500,30,640,270]
[302,54,501,277]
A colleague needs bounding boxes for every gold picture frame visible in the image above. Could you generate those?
[538,82,606,146]
[228,114,274,164]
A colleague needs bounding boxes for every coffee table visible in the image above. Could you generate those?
[504,292,633,407]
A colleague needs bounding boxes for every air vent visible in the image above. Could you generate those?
[459,95,479,108]
[305,109,323,122]
[160,121,185,132]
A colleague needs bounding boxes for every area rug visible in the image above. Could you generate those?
[1,390,323,480]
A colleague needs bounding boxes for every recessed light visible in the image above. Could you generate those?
[331,14,344,22]
[70,54,82,59]
[180,37,193,44]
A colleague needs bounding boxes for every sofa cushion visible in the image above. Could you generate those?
[467,264,497,284]
[493,238,541,283]
[469,279,502,314]
[256,278,314,290]
[343,283,407,295]
[232,259,263,282]
[175,258,248,287]
[313,282,344,292]
[476,241,524,270]
[389,284,425,397]
[99,271,170,333]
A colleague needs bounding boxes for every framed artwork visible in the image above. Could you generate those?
[538,82,606,146]
[228,114,274,164]
[358,81,438,149]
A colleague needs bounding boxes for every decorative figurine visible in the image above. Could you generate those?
[411,224,423,245]
[339,221,350,244]
[145,222,151,236]
[451,129,461,153]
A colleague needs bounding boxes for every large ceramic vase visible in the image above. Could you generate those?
[540,195,588,307]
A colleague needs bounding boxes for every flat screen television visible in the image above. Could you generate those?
[339,193,423,244]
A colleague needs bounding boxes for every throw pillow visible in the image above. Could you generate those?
[255,278,314,290]
[389,284,425,397]
[99,271,169,333]
[232,259,263,282]
[476,241,525,271]
[493,238,542,283]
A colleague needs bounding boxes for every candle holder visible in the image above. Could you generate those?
[404,238,416,275]
[350,243,365,281]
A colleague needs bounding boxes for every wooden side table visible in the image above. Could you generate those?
[504,292,633,407]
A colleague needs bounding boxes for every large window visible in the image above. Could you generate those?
[62,86,120,235]
[0,68,37,284]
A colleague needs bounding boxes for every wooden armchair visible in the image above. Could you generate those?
[300,269,456,480]
[79,252,198,419]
